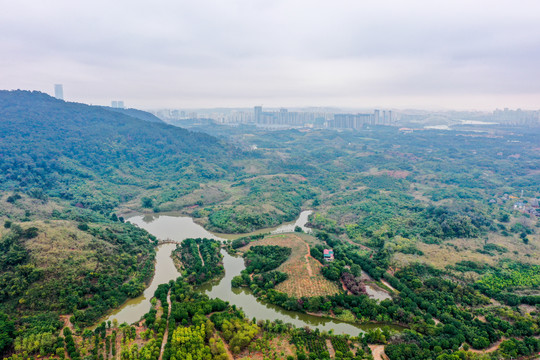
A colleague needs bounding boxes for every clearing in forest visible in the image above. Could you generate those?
[239,233,340,298]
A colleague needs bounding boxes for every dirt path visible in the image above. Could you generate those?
[343,237,373,252]
[303,240,314,277]
[469,338,505,354]
[380,279,397,293]
[158,289,172,360]
[59,315,75,359]
[197,244,205,267]
[204,312,233,359]
[217,333,234,360]
[326,339,335,358]
[60,315,76,333]
[241,233,339,297]
[155,299,164,319]
[369,345,388,360]
[340,278,350,293]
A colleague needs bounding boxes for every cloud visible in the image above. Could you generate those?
[1,0,539,109]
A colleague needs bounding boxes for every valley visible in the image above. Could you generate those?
[1,91,540,359]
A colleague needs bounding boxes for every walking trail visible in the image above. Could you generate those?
[469,338,505,354]
[197,244,205,266]
[369,345,388,360]
[380,279,397,293]
[303,240,314,277]
[158,289,172,360]
[217,333,234,360]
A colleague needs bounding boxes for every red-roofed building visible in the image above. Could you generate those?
[323,249,334,262]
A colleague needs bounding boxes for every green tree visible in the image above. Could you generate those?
[0,313,15,354]
[141,197,154,208]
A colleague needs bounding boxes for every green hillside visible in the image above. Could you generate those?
[0,91,248,354]
[0,90,243,213]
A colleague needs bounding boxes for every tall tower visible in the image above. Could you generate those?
[254,106,262,123]
[54,84,64,100]
[279,108,288,124]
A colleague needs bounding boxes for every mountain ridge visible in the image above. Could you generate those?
[0,90,243,212]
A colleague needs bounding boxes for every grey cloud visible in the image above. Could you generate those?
[1,0,539,109]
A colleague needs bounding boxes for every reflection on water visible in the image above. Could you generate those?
[199,250,384,335]
[103,244,181,325]
[101,210,400,335]
[360,270,392,301]
[270,210,312,234]
[365,284,392,301]
[212,210,313,240]
[133,215,222,241]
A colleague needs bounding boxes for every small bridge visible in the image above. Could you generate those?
[157,239,182,245]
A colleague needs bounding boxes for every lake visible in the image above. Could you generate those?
[102,211,399,335]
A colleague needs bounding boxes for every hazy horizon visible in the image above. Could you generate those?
[2,0,540,111]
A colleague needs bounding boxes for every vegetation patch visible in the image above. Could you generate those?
[0,219,156,329]
[476,261,540,293]
[237,234,340,298]
[172,238,224,285]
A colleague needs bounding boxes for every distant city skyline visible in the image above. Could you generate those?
[2,1,540,111]
[153,105,540,128]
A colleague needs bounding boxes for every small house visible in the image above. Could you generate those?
[323,249,334,262]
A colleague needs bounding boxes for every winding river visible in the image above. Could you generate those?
[102,211,397,335]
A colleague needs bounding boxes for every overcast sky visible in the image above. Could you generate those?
[1,0,539,110]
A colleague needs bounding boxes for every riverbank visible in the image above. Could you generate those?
[96,211,403,337]
[118,208,314,240]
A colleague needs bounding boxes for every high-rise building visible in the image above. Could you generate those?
[254,106,262,123]
[54,84,64,100]
[279,108,288,124]
[111,100,125,109]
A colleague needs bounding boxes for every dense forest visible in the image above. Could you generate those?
[0,90,243,213]
[231,245,291,289]
[172,238,224,285]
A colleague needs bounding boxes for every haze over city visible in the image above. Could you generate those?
[2,0,540,110]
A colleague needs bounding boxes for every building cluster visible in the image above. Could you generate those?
[328,110,393,129]
[151,106,396,130]
[111,101,125,109]
[493,194,540,217]
[492,108,540,126]
[50,84,539,130]
[253,106,333,126]
[512,197,540,217]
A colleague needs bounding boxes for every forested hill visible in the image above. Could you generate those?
[0,90,244,212]
[104,106,164,123]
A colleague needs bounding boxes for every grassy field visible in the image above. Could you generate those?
[393,230,540,270]
[23,220,101,271]
[238,233,340,298]
[0,192,64,222]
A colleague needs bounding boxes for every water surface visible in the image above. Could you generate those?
[103,211,400,335]
[199,249,396,335]
[102,243,181,325]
